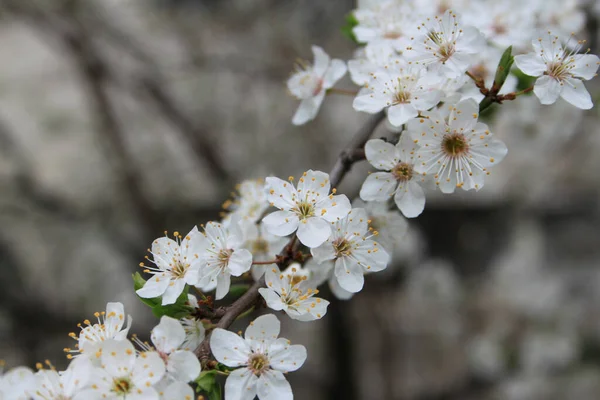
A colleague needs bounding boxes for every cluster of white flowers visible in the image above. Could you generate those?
[1,303,200,399]
[287,0,599,219]
[3,1,598,399]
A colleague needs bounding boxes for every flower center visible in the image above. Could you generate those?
[391,162,413,182]
[393,90,411,104]
[442,132,469,157]
[333,238,353,258]
[248,353,270,376]
[293,201,315,220]
[546,61,570,81]
[111,377,132,394]
[170,261,188,279]
[218,249,234,268]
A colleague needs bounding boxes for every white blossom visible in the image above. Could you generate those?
[514,32,599,109]
[359,133,428,218]
[196,222,253,300]
[30,357,92,400]
[147,316,201,383]
[136,228,205,305]
[287,46,347,125]
[263,170,351,248]
[210,314,307,400]
[353,58,442,127]
[311,208,389,293]
[222,179,269,224]
[259,264,329,321]
[408,98,507,193]
[405,10,486,78]
[79,339,165,400]
[68,302,132,357]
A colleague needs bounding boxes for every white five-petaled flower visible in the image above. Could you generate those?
[68,302,132,357]
[79,339,165,400]
[514,32,600,109]
[239,220,288,281]
[405,10,486,78]
[222,179,270,224]
[263,170,352,248]
[287,46,347,125]
[210,314,307,400]
[311,208,389,293]
[353,58,442,127]
[136,227,205,305]
[408,98,507,193]
[196,221,253,300]
[143,316,202,383]
[359,133,428,218]
[31,357,92,400]
[259,264,329,321]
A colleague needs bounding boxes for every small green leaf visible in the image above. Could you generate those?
[228,284,250,300]
[341,12,359,44]
[195,370,222,400]
[512,68,536,92]
[492,46,514,93]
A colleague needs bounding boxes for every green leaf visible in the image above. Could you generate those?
[341,12,359,44]
[228,284,250,300]
[195,370,222,400]
[512,68,536,92]
[132,273,193,319]
[492,46,514,93]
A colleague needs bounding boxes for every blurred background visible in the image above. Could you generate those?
[0,0,600,399]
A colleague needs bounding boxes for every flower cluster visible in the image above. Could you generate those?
[3,1,598,400]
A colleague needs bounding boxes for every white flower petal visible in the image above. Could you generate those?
[315,194,352,223]
[258,288,286,311]
[162,381,195,400]
[514,52,547,77]
[228,249,253,276]
[132,351,165,387]
[215,273,232,300]
[296,217,332,248]
[256,370,293,400]
[312,45,330,77]
[224,368,258,400]
[533,75,561,105]
[136,274,170,299]
[268,339,307,373]
[323,59,347,88]
[100,339,136,378]
[210,328,251,367]
[365,139,399,170]
[560,78,593,109]
[262,211,299,237]
[387,103,418,127]
[359,172,397,202]
[296,170,330,199]
[394,180,426,218]
[161,279,186,305]
[571,54,600,80]
[292,92,326,125]
[151,316,185,354]
[334,258,365,293]
[167,350,201,382]
[245,314,280,343]
[265,176,298,210]
[310,241,336,263]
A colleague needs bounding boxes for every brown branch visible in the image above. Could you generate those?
[195,111,386,363]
